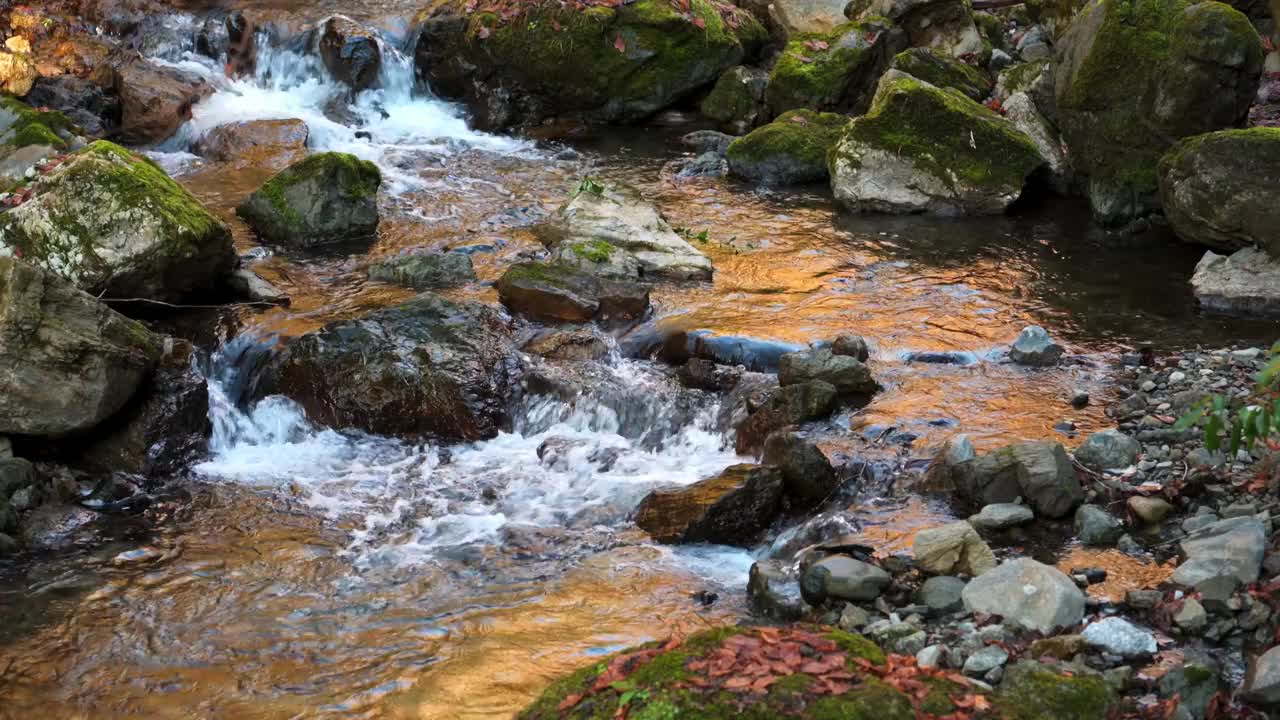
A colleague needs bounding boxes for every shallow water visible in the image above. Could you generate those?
[0,9,1276,719]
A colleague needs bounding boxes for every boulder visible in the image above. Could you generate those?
[1159,128,1280,256]
[538,181,712,281]
[765,19,906,116]
[0,96,75,153]
[770,0,854,35]
[0,47,36,97]
[497,261,649,324]
[1191,247,1280,317]
[963,441,1083,518]
[889,48,991,101]
[114,59,211,145]
[777,347,878,398]
[1081,617,1157,658]
[0,141,235,303]
[962,557,1086,632]
[726,109,848,185]
[367,250,476,289]
[249,293,520,440]
[800,554,891,603]
[1172,516,1266,590]
[320,15,382,91]
[917,575,967,613]
[761,430,838,508]
[735,380,838,454]
[829,71,1044,215]
[921,433,976,492]
[999,661,1118,717]
[1008,325,1063,366]
[633,464,783,544]
[748,558,806,619]
[913,520,997,575]
[413,0,766,129]
[521,328,611,362]
[0,258,161,437]
[1074,428,1141,472]
[994,58,1057,125]
[700,65,769,134]
[1054,0,1263,224]
[196,118,310,167]
[1245,646,1280,706]
[969,502,1034,530]
[847,0,984,58]
[236,152,381,247]
[1075,504,1124,546]
[24,75,122,138]
[1003,91,1070,193]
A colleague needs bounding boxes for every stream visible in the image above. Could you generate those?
[0,7,1276,719]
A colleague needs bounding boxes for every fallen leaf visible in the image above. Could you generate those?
[692,16,706,28]
[614,34,626,52]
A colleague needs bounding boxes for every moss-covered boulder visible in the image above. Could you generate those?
[1158,128,1280,256]
[700,65,769,134]
[413,0,766,129]
[848,0,985,58]
[889,48,991,101]
[0,95,75,152]
[994,59,1056,124]
[0,140,235,303]
[366,250,476,289]
[1054,0,1263,225]
[236,151,381,247]
[765,19,907,117]
[828,71,1044,214]
[634,464,783,544]
[726,109,849,185]
[497,261,650,324]
[998,660,1117,719]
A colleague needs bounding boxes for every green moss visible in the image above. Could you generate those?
[570,239,614,263]
[236,151,380,242]
[974,11,1009,51]
[998,663,1117,720]
[808,680,916,720]
[700,66,765,125]
[890,48,991,101]
[0,95,72,150]
[766,20,895,116]
[998,59,1050,96]
[499,260,587,291]
[726,109,850,184]
[825,629,885,665]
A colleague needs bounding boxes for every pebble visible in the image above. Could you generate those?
[963,645,1009,675]
[1082,617,1158,658]
[1141,381,1157,392]
[1168,371,1186,383]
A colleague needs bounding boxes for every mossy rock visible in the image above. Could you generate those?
[889,47,992,101]
[0,140,234,303]
[997,660,1117,719]
[236,151,381,247]
[765,20,906,117]
[0,94,74,152]
[1054,0,1263,225]
[828,71,1044,215]
[366,250,476,289]
[414,0,766,128]
[726,109,850,185]
[974,11,1011,52]
[700,65,769,133]
[497,260,650,324]
[1158,127,1280,257]
[847,0,986,58]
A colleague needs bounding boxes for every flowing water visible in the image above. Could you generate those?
[0,8,1276,719]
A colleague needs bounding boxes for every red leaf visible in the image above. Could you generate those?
[558,692,584,711]
[692,16,706,29]
[794,54,813,63]
[614,34,626,52]
[551,18,562,31]
[803,39,828,51]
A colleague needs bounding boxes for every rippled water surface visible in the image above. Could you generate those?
[0,8,1276,719]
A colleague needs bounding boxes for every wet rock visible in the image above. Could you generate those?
[830,333,870,362]
[889,47,991,101]
[237,152,381,248]
[680,130,737,156]
[24,75,121,138]
[700,66,768,134]
[748,558,805,620]
[1191,248,1280,318]
[735,381,838,454]
[770,0,853,35]
[1075,428,1141,472]
[1075,505,1124,546]
[921,433,976,492]
[497,261,649,324]
[762,431,837,509]
[1172,516,1266,590]
[0,258,161,437]
[196,118,310,166]
[964,645,1009,675]
[1054,0,1263,225]
[765,18,906,116]
[829,71,1043,215]
[115,59,210,145]
[726,109,848,186]
[1081,617,1157,658]
[1127,495,1172,525]
[778,347,877,398]
[538,181,712,281]
[964,441,1083,518]
[673,152,727,178]
[676,358,741,392]
[847,0,983,58]
[961,557,1086,632]
[917,575,967,614]
[523,329,611,362]
[319,15,381,92]
[634,464,783,545]
[0,532,17,554]
[800,554,891,603]
[969,502,1034,531]
[367,251,476,289]
[1245,645,1280,706]
[1008,325,1063,366]
[0,141,235,303]
[20,504,99,549]
[913,520,996,576]
[251,293,520,441]
[227,268,290,306]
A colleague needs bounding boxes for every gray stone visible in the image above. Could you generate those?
[367,251,476,289]
[1173,516,1266,590]
[1128,495,1173,525]
[1082,617,1157,658]
[1008,325,1064,366]
[802,555,891,603]
[1173,598,1208,633]
[778,347,878,397]
[1075,429,1141,472]
[762,431,838,509]
[964,645,1009,675]
[236,152,381,248]
[964,441,1083,518]
[1160,655,1219,719]
[917,644,946,668]
[748,559,806,621]
[969,502,1034,531]
[961,558,1085,633]
[1075,504,1124,546]
[1245,645,1280,706]
[917,575,967,614]
[839,603,871,630]
[922,433,976,492]
[913,521,997,576]
[1191,248,1280,318]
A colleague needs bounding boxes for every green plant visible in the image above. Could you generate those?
[1176,342,1280,455]
[574,177,605,196]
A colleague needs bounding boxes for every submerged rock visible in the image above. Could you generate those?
[700,65,769,134]
[633,464,783,545]
[889,47,991,101]
[962,557,1085,632]
[829,71,1043,215]
[237,152,381,247]
[367,250,476,289]
[0,141,235,303]
[726,109,849,186]
[497,261,650,324]
[765,19,906,116]
[319,15,381,91]
[1191,247,1280,318]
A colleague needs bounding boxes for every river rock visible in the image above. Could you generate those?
[1075,504,1124,546]
[1075,428,1141,472]
[917,575,967,613]
[0,258,161,437]
[320,15,381,91]
[497,261,650,324]
[735,381,838,454]
[962,557,1086,633]
[20,504,100,549]
[1245,645,1280,706]
[964,645,1009,675]
[889,47,991,101]
[726,110,849,186]
[765,19,906,116]
[0,141,236,303]
[367,250,476,289]
[0,96,75,153]
[847,0,984,58]
[700,66,769,134]
[413,0,766,129]
[522,328,611,362]
[829,71,1043,215]
[538,181,712,281]
[771,0,853,35]
[680,130,737,156]
[1191,247,1280,318]
[777,347,877,398]
[748,558,806,620]
[250,293,520,440]
[913,520,997,576]
[1054,0,1263,225]
[1082,617,1157,658]
[964,441,1083,518]
[24,75,121,138]
[1008,325,1063,366]
[114,59,211,145]
[800,554,891,603]
[1173,598,1208,633]
[196,118,310,167]
[1003,91,1070,193]
[633,464,783,545]
[831,333,870,361]
[1172,516,1266,590]
[1128,495,1173,525]
[676,357,741,391]
[228,268,290,306]
[922,433,976,491]
[237,152,381,247]
[969,502,1034,530]
[761,431,837,509]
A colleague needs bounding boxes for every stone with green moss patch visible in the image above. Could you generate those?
[765,20,906,117]
[998,660,1117,719]
[889,47,991,101]
[0,140,234,302]
[829,70,1044,215]
[1054,0,1262,225]
[367,250,476,288]
[237,151,381,247]
[847,0,985,58]
[0,94,74,152]
[726,109,849,185]
[700,65,769,134]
